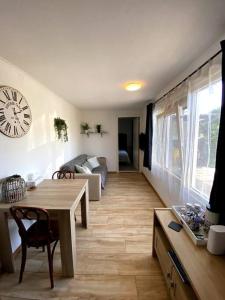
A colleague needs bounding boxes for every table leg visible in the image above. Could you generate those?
[0,212,15,272]
[81,184,89,228]
[58,210,76,277]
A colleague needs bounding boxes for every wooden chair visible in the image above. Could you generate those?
[52,170,77,222]
[10,206,59,289]
[52,170,75,179]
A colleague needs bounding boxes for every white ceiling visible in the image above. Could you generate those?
[0,0,225,109]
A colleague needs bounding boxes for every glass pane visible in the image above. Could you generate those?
[192,80,222,198]
[166,113,182,177]
[156,116,164,165]
[180,107,188,155]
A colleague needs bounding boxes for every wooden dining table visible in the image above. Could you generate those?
[0,179,89,277]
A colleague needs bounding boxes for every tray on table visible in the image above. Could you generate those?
[172,205,208,246]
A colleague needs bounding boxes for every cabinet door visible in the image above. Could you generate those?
[154,227,173,288]
[170,266,197,300]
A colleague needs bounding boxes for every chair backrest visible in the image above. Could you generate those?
[10,206,50,241]
[52,170,75,179]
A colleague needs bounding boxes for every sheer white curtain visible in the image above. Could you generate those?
[152,84,188,207]
[152,54,222,207]
[181,56,222,206]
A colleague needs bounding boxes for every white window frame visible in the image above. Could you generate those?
[155,102,184,180]
[164,111,182,179]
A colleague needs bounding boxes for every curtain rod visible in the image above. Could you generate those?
[154,49,222,105]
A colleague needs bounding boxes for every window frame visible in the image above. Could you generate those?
[155,101,184,179]
[164,110,182,178]
[155,113,164,167]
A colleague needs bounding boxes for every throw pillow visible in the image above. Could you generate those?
[87,156,100,169]
[83,166,92,174]
[83,161,93,171]
[75,164,92,174]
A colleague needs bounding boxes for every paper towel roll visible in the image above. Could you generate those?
[207,225,225,255]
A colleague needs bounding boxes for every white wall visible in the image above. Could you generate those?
[141,34,225,207]
[0,57,82,252]
[81,109,142,171]
[0,58,82,180]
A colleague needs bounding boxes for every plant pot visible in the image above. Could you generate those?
[96,125,101,133]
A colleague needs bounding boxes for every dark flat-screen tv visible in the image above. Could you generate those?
[139,133,146,151]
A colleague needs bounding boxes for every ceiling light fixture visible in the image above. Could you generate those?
[124,81,144,91]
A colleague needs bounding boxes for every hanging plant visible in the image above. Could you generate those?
[80,122,90,133]
[54,117,68,142]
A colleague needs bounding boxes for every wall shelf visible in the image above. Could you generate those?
[80,131,107,137]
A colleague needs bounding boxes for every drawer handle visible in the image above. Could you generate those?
[167,250,189,284]
[167,272,171,279]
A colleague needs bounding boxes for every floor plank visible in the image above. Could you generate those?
[0,173,169,300]
[136,275,169,300]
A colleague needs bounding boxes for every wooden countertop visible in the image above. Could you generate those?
[155,208,225,300]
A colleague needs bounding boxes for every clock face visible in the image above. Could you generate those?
[0,86,32,138]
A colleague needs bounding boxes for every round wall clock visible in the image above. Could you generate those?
[0,86,32,138]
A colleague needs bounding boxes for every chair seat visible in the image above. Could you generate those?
[26,220,59,247]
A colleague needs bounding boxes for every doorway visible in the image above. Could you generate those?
[118,117,140,172]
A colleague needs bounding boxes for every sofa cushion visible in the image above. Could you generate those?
[83,161,93,171]
[75,164,92,174]
[87,156,100,169]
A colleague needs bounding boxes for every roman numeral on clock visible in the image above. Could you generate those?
[22,105,28,111]
[23,120,29,126]
[5,122,11,134]
[3,90,10,101]
[12,91,17,101]
[0,114,6,123]
[14,126,18,136]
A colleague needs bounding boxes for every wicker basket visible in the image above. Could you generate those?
[2,175,26,203]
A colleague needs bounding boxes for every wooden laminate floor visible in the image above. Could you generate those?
[0,173,169,300]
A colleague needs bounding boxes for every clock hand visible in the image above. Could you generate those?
[15,110,22,114]
[13,107,22,114]
[12,107,17,116]
[12,107,21,124]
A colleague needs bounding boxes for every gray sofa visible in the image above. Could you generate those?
[60,154,107,201]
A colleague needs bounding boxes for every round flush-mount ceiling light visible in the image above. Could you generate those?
[123,81,144,91]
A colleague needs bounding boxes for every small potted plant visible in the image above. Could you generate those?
[80,122,90,134]
[96,124,102,133]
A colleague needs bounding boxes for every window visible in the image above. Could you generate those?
[152,63,222,207]
[192,80,222,199]
[165,113,182,178]
[156,115,164,165]
[179,107,188,157]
